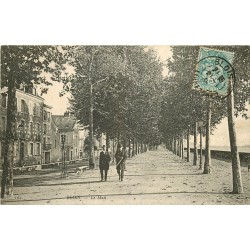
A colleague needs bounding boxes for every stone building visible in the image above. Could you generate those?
[42,103,53,164]
[52,112,84,162]
[0,87,44,168]
[1,87,86,170]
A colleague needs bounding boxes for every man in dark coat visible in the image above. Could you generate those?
[115,144,127,181]
[99,145,111,181]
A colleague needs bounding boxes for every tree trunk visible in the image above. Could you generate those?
[135,140,138,155]
[177,137,181,157]
[1,83,16,198]
[106,133,109,150]
[88,51,95,169]
[132,138,135,156]
[227,78,243,194]
[128,138,131,158]
[203,99,211,174]
[112,138,115,163]
[199,127,203,170]
[181,136,184,159]
[187,127,190,162]
[174,138,177,155]
[179,137,182,157]
[176,138,179,156]
[193,122,198,166]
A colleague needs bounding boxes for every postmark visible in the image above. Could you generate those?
[193,47,236,98]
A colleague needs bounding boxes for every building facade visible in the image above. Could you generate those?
[0,88,44,168]
[1,88,87,169]
[42,104,53,164]
[52,112,85,162]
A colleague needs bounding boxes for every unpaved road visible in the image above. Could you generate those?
[1,148,250,205]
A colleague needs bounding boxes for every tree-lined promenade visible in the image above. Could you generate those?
[1,147,250,205]
[1,45,250,199]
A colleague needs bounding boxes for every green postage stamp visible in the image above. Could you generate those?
[194,47,235,96]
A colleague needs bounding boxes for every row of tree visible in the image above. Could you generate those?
[58,46,164,168]
[1,45,164,198]
[160,46,250,194]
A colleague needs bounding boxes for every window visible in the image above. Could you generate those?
[1,94,7,108]
[48,112,50,122]
[43,124,47,134]
[36,143,40,155]
[37,123,40,134]
[30,143,33,155]
[43,137,46,145]
[34,104,40,116]
[37,105,40,117]
[30,122,33,133]
[43,111,47,121]
[61,134,66,144]
[21,99,26,113]
[1,117,6,132]
[19,120,25,139]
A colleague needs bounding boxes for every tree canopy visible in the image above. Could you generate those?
[160,46,250,142]
[60,46,164,145]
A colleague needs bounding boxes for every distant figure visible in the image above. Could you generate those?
[99,145,111,181]
[115,144,127,181]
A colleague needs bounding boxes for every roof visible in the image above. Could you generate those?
[52,115,77,132]
[43,103,53,109]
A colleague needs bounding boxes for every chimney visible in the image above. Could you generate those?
[64,111,70,117]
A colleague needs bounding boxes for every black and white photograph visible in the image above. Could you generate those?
[0,45,249,205]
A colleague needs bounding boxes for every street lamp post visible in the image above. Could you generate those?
[61,134,68,178]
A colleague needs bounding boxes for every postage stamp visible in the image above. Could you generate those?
[193,47,235,97]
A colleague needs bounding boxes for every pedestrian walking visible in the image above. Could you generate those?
[115,144,127,181]
[99,145,111,181]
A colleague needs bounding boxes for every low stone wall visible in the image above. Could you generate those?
[187,148,250,164]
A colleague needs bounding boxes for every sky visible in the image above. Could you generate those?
[42,46,250,147]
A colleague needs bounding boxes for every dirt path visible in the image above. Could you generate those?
[1,148,250,205]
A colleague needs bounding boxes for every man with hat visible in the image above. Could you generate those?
[115,144,126,181]
[99,145,111,181]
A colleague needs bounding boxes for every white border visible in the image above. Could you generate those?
[1,1,249,250]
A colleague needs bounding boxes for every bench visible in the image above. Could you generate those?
[75,166,89,174]
[13,165,37,174]
[26,166,37,171]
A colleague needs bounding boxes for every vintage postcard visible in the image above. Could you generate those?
[0,45,249,205]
